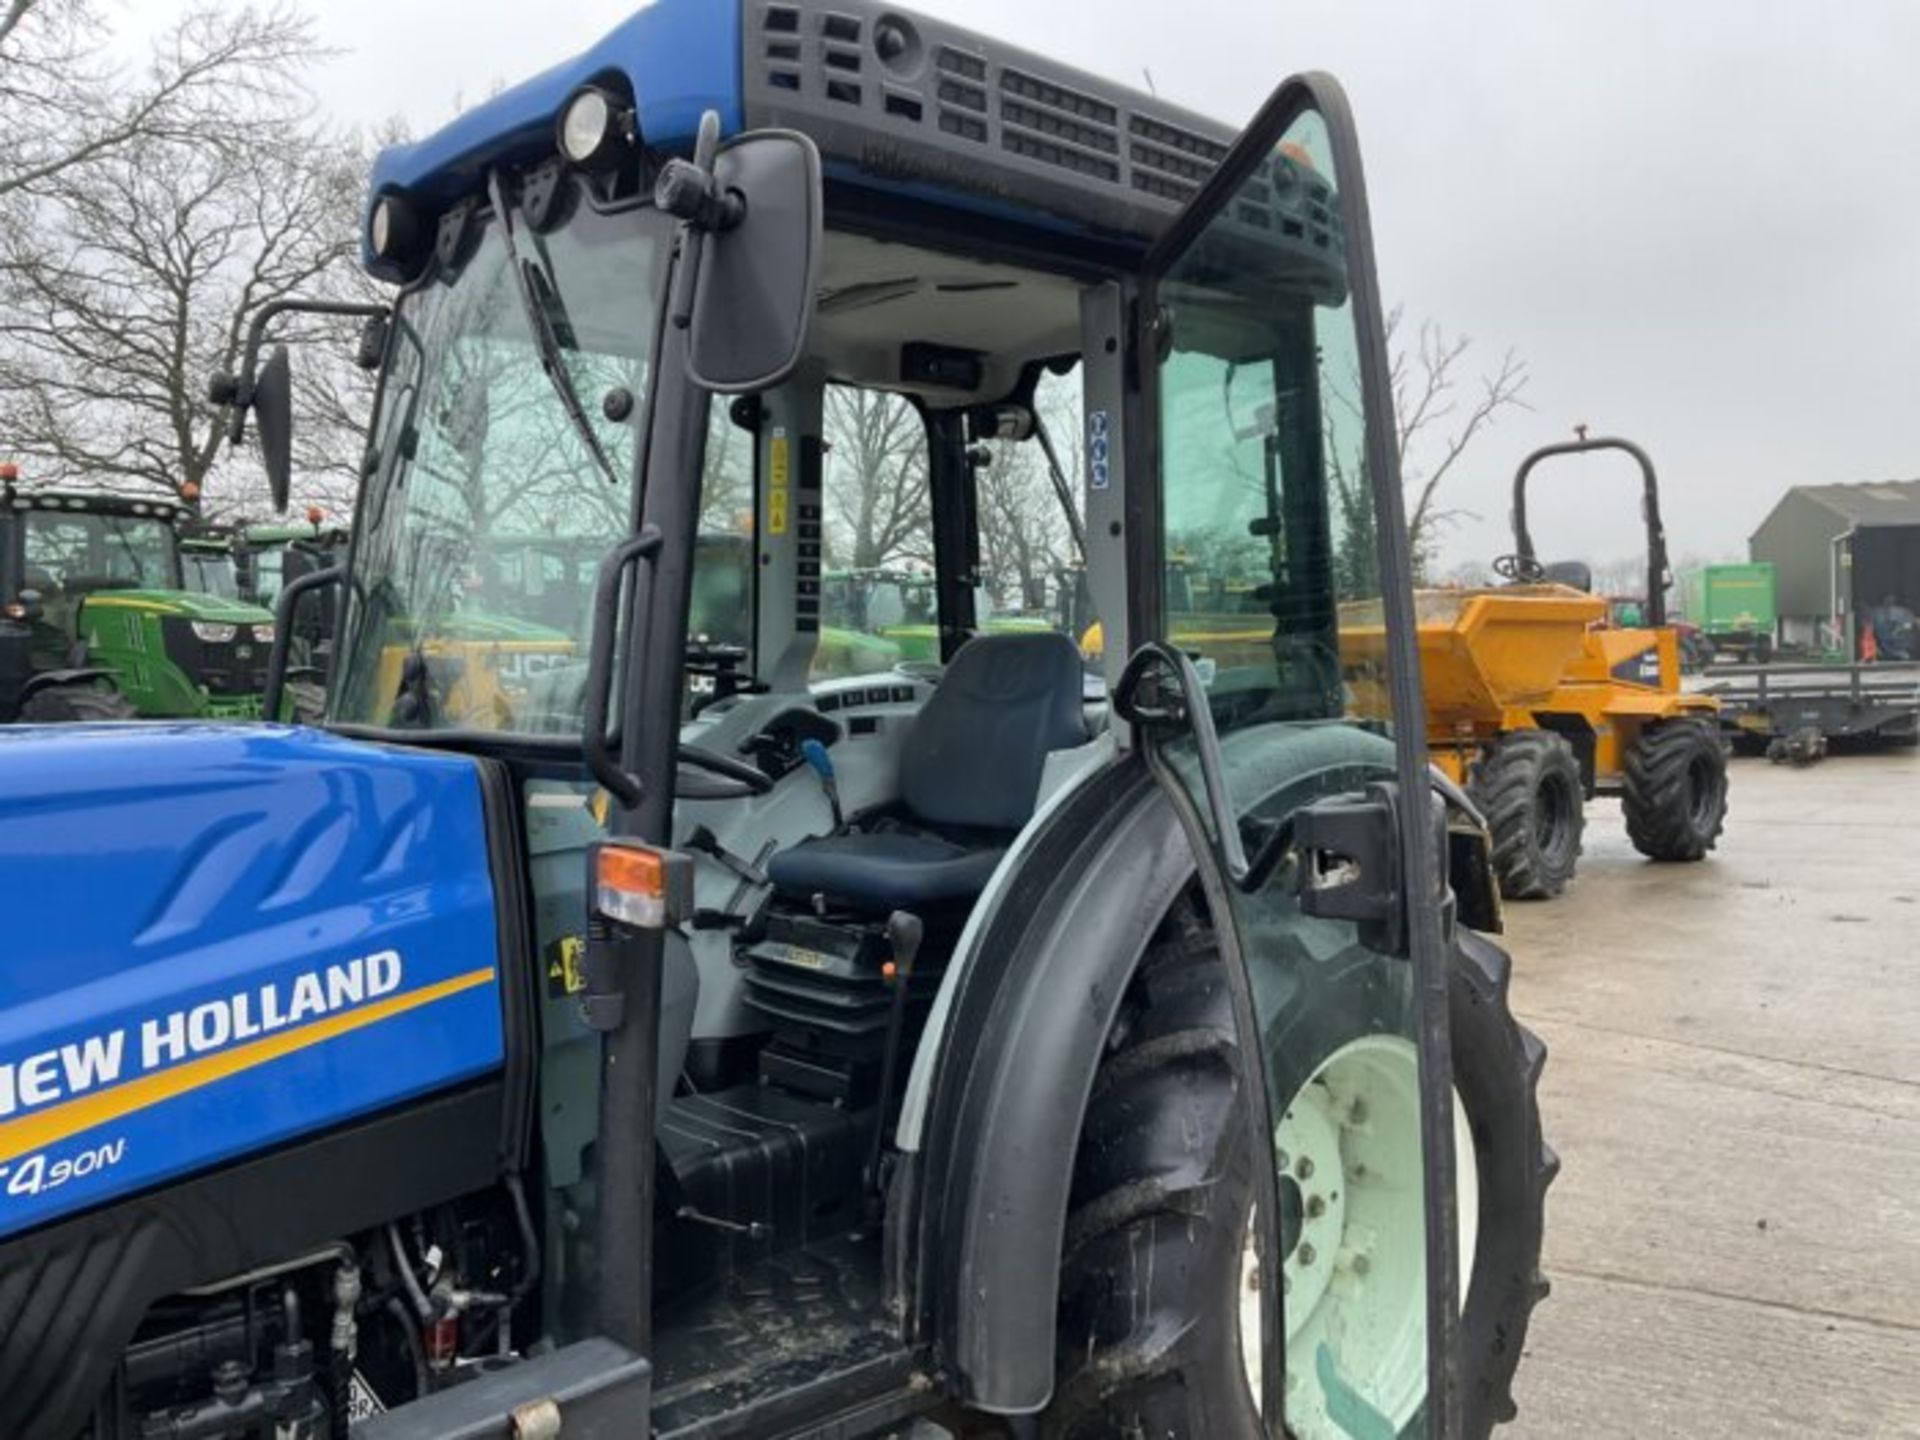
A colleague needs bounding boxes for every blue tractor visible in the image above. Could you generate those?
[0,4,1552,1436]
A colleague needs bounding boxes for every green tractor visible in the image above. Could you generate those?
[0,475,312,720]
[0,7,1553,1439]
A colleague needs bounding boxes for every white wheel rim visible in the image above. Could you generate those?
[1239,1035,1479,1437]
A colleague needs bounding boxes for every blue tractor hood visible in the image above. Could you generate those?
[0,724,506,1241]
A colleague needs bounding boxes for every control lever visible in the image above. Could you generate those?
[800,738,844,830]
[683,825,768,887]
[864,910,924,1202]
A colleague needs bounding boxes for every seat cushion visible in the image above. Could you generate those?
[766,830,1007,912]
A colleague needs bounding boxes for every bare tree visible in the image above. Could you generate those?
[821,387,930,570]
[1388,307,1530,572]
[0,10,370,517]
[0,1,317,200]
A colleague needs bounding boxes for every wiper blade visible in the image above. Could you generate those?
[486,170,620,487]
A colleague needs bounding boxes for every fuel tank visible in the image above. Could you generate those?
[0,723,506,1242]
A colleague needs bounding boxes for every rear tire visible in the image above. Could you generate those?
[1622,719,1728,861]
[1469,731,1585,900]
[19,681,136,723]
[1046,900,1552,1439]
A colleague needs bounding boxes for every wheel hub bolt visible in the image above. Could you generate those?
[1298,1242,1317,1267]
[1306,1196,1326,1219]
[1295,1156,1315,1181]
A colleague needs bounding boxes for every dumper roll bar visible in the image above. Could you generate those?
[1512,435,1669,628]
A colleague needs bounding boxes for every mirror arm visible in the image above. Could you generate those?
[223,298,393,444]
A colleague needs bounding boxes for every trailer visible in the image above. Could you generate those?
[1679,562,1776,663]
[1699,659,1920,749]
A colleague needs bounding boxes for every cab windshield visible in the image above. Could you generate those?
[23,509,180,593]
[335,184,672,733]
[181,547,238,599]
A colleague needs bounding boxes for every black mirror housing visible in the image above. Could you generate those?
[683,130,822,393]
[253,345,295,513]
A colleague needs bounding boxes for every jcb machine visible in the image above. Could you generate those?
[1360,436,1728,899]
[0,5,1554,1437]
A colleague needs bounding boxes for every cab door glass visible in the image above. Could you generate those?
[1152,104,1439,1438]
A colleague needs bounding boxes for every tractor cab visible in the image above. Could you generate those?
[0,6,1553,1439]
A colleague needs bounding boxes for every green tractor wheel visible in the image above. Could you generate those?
[20,681,136,723]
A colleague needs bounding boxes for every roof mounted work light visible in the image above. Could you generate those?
[368,194,420,264]
[558,86,632,169]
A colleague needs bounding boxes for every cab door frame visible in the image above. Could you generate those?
[1120,71,1463,1437]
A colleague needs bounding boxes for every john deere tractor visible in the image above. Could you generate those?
[1348,436,1728,899]
[0,473,303,720]
[0,6,1554,1438]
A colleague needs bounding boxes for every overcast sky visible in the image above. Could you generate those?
[134,0,1920,571]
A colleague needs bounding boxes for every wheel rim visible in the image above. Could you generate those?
[1239,1036,1479,1437]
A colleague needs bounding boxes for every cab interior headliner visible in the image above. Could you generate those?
[811,230,1084,407]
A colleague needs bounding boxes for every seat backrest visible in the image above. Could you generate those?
[899,632,1086,832]
[1542,559,1594,592]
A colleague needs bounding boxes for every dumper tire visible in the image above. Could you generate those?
[1622,718,1728,861]
[19,680,136,723]
[1046,899,1553,1439]
[1469,730,1585,900]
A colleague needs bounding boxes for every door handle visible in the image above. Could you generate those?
[262,564,344,720]
[583,527,664,810]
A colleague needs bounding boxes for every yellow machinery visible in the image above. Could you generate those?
[1346,436,1728,899]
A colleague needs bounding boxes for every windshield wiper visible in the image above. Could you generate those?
[486,170,620,487]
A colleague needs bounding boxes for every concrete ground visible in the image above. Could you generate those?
[1503,748,1920,1438]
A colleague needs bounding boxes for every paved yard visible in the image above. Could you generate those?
[1504,749,1920,1438]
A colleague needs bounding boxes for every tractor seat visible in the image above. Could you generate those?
[767,631,1086,914]
[1542,560,1593,592]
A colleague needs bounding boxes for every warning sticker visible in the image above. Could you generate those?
[545,935,587,998]
[768,428,790,535]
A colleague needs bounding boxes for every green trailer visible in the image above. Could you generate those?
[1681,562,1777,662]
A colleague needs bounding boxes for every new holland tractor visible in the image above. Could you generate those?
[0,5,1554,1437]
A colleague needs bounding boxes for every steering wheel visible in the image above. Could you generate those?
[1492,553,1547,583]
[677,742,775,797]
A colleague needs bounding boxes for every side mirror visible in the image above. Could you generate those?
[663,121,821,393]
[253,345,295,513]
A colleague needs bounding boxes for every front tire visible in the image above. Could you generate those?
[1469,730,1585,900]
[19,680,136,723]
[1622,719,1728,861]
[1047,901,1552,1439]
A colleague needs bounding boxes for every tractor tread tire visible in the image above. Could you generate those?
[1453,929,1558,1436]
[1046,899,1552,1440]
[1469,730,1585,900]
[1048,899,1258,1440]
[1622,719,1728,861]
[19,682,136,724]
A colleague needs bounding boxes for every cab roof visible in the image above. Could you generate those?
[365,0,1236,275]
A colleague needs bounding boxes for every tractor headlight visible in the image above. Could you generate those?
[250,622,275,645]
[190,622,239,644]
[558,86,628,169]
